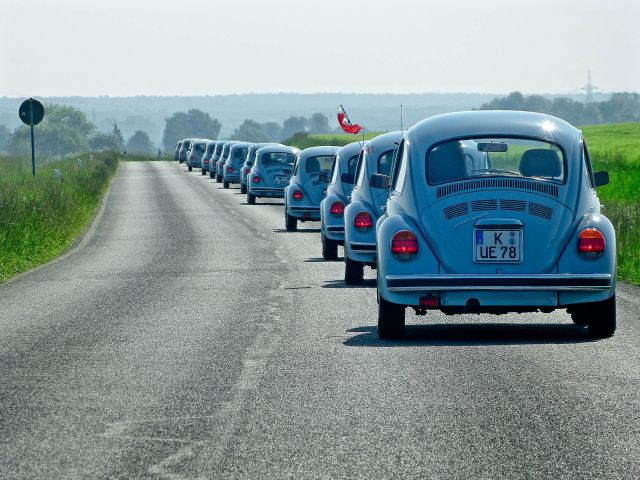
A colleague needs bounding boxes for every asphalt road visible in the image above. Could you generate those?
[1,161,638,479]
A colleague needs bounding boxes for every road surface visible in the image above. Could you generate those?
[1,161,638,479]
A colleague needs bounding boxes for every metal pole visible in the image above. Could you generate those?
[30,100,36,176]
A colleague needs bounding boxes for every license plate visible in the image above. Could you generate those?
[474,229,522,263]
[274,175,289,184]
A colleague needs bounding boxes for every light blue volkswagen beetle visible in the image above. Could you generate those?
[209,141,228,179]
[215,141,240,183]
[375,111,615,339]
[246,145,300,205]
[222,142,251,189]
[319,141,363,259]
[241,143,277,194]
[343,132,401,283]
[284,146,339,231]
[201,140,218,175]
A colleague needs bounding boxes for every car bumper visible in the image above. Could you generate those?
[324,224,345,241]
[288,205,320,220]
[251,187,285,198]
[385,273,613,292]
[224,174,241,183]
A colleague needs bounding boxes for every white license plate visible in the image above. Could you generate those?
[474,229,522,263]
[274,175,289,184]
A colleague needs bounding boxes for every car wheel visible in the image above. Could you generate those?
[285,211,297,232]
[209,170,215,179]
[241,184,247,194]
[223,181,229,189]
[587,295,616,338]
[322,234,338,260]
[247,193,256,205]
[569,307,589,325]
[378,295,405,338]
[188,165,193,172]
[344,257,364,284]
[201,169,206,176]
[216,174,222,183]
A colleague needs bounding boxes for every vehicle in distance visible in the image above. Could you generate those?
[210,141,227,179]
[178,138,192,164]
[216,141,239,183]
[201,141,218,175]
[247,145,299,205]
[241,143,276,194]
[187,139,209,172]
[375,110,616,339]
[174,141,182,162]
[319,141,362,260]
[223,142,251,189]
[284,146,339,231]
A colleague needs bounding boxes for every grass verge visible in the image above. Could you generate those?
[284,131,382,149]
[0,151,119,283]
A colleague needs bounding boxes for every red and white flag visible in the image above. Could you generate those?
[337,105,362,135]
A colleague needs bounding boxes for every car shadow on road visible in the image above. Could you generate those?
[240,202,285,206]
[322,279,376,288]
[273,228,321,233]
[304,257,344,263]
[343,323,595,347]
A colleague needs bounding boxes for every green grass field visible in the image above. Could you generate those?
[0,152,119,283]
[284,131,382,149]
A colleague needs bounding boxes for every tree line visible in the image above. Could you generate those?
[477,92,640,125]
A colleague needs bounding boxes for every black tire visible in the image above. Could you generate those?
[344,256,364,285]
[241,184,247,194]
[378,295,405,338]
[201,169,206,176]
[247,193,256,205]
[570,308,589,325]
[223,181,229,189]
[216,173,222,183]
[188,165,193,172]
[285,211,297,232]
[322,234,338,260]
[209,170,215,179]
[587,295,616,338]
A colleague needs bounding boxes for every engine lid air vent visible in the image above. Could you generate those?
[500,199,526,211]
[471,199,498,211]
[528,202,554,220]
[443,202,469,220]
[436,178,559,199]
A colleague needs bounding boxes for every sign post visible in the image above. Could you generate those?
[18,98,45,176]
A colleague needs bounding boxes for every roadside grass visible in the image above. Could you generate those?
[0,152,119,283]
[284,131,382,149]
[582,123,640,284]
[123,154,173,162]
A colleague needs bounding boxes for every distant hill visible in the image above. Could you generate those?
[0,92,611,148]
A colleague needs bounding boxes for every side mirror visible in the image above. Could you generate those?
[594,171,609,187]
[341,172,354,184]
[370,173,390,189]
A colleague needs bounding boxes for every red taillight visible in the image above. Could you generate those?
[226,166,233,173]
[391,230,418,261]
[578,228,605,255]
[354,211,372,231]
[292,190,303,201]
[330,201,344,216]
[204,159,209,164]
[252,175,261,184]
[244,168,250,175]
[419,295,439,307]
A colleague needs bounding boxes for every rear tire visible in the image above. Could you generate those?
[188,165,193,172]
[322,234,338,260]
[344,256,364,285]
[247,193,256,205]
[223,181,229,189]
[216,174,222,183]
[209,170,215,179]
[201,169,206,176]
[285,211,297,232]
[378,295,405,338]
[587,295,616,338]
[241,184,247,194]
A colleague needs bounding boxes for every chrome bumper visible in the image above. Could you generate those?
[350,241,376,253]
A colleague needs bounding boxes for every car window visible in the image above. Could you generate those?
[262,152,296,166]
[330,155,340,184]
[426,137,566,185]
[305,155,334,175]
[354,151,366,187]
[377,149,395,176]
[393,141,409,193]
[391,140,404,191]
[233,147,248,160]
[347,154,359,178]
[582,140,595,188]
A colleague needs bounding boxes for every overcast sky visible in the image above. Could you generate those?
[1,0,638,97]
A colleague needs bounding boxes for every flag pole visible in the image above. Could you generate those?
[400,104,404,133]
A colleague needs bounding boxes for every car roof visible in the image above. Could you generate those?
[336,141,363,159]
[299,146,340,159]
[256,145,299,155]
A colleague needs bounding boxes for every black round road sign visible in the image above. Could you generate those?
[19,98,45,126]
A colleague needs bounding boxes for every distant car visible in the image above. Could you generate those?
[283,146,339,231]
[375,110,616,339]
[174,141,182,162]
[216,141,240,183]
[187,139,209,172]
[210,141,228,179]
[223,142,251,189]
[201,141,218,174]
[247,145,299,204]
[241,143,277,194]
[319,141,363,260]
[178,139,192,163]
[343,132,401,283]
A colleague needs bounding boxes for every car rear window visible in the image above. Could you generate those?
[261,152,296,166]
[233,147,248,160]
[305,155,335,175]
[426,137,566,185]
[377,149,396,176]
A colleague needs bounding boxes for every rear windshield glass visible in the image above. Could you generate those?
[195,143,206,151]
[233,147,248,160]
[183,141,191,148]
[214,144,225,156]
[261,152,296,166]
[377,149,396,176]
[426,137,565,185]
[305,155,335,175]
[206,144,216,154]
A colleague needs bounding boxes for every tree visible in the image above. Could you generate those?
[89,132,124,151]
[261,121,282,142]
[308,113,330,133]
[162,109,222,150]
[126,130,153,155]
[0,124,10,153]
[232,120,269,142]
[281,116,308,140]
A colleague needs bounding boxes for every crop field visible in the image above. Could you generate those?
[0,152,119,283]
[285,131,381,149]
